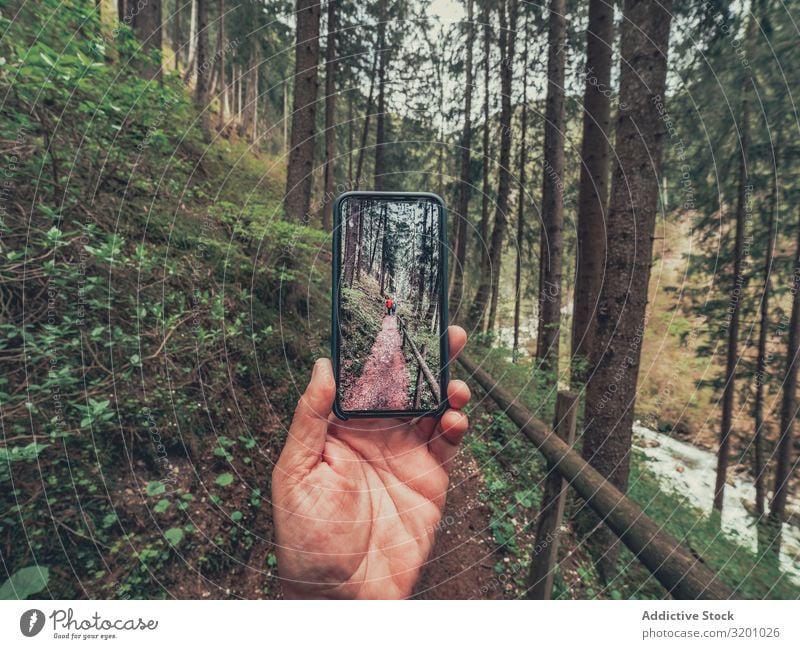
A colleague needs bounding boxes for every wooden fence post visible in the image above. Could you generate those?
[412,343,427,409]
[527,391,579,599]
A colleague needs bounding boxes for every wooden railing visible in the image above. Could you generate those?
[457,353,735,600]
[397,315,441,404]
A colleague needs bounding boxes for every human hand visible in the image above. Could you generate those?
[272,326,470,599]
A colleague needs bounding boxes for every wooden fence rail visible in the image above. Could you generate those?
[457,353,735,600]
[397,316,441,402]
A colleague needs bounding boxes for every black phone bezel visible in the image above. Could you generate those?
[331,191,450,420]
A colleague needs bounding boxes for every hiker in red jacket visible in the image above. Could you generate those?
[385,297,394,315]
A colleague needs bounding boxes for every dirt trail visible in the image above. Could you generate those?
[413,451,501,599]
[343,315,409,411]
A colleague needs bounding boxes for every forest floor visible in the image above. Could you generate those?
[343,315,409,411]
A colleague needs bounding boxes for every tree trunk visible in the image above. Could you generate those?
[217,0,228,129]
[468,0,517,334]
[131,0,162,81]
[195,0,208,104]
[535,0,566,372]
[580,0,673,582]
[184,0,198,82]
[450,0,475,314]
[284,0,322,221]
[713,64,752,515]
[343,200,358,286]
[478,3,492,283]
[571,0,613,384]
[355,48,379,188]
[769,206,800,547]
[322,0,338,232]
[373,0,388,191]
[512,7,530,359]
[754,157,778,517]
[173,0,182,70]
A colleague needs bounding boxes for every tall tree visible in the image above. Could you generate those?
[195,0,209,105]
[468,0,517,333]
[769,206,800,549]
[713,18,754,514]
[478,3,492,284]
[216,0,228,129]
[450,0,476,313]
[512,5,530,358]
[580,0,674,581]
[571,0,614,384]
[753,152,778,517]
[535,0,566,372]
[373,0,388,191]
[322,0,338,231]
[284,0,322,220]
[130,0,162,81]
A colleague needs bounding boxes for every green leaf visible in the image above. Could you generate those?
[0,566,50,599]
[145,481,166,496]
[215,472,234,487]
[153,499,170,514]
[230,511,243,522]
[164,528,184,547]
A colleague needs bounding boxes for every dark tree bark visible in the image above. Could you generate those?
[571,0,613,384]
[450,0,475,314]
[195,0,208,102]
[343,200,358,286]
[355,48,379,188]
[713,65,752,515]
[754,156,778,517]
[173,0,182,70]
[130,0,162,81]
[284,0,322,221]
[580,0,673,581]
[216,0,227,130]
[468,0,517,333]
[322,0,338,232]
[535,0,566,371]
[478,3,492,287]
[373,0,388,191]
[512,7,530,359]
[769,206,800,543]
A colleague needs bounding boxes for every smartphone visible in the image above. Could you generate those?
[331,191,449,419]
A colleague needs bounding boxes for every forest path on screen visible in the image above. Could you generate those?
[343,315,409,410]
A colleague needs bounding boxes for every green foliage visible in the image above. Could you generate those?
[0,566,50,600]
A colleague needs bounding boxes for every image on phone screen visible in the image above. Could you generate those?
[333,193,448,418]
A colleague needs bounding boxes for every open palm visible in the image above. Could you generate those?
[272,327,470,599]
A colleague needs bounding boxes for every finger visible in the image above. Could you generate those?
[279,358,335,474]
[447,325,467,361]
[447,379,471,410]
[428,409,469,472]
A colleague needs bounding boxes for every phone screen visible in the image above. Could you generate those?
[333,193,449,418]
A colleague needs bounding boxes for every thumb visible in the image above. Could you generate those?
[280,358,335,474]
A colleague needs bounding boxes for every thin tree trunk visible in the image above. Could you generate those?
[478,3,492,278]
[217,0,227,129]
[184,0,198,82]
[754,157,778,517]
[195,0,208,104]
[468,0,517,334]
[713,63,752,515]
[512,7,530,359]
[174,0,182,70]
[348,93,354,184]
[571,0,613,384]
[769,206,800,549]
[374,0,388,191]
[450,0,475,313]
[355,47,379,188]
[322,0,338,231]
[580,0,673,582]
[535,0,566,372]
[284,0,322,220]
[131,0,163,81]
